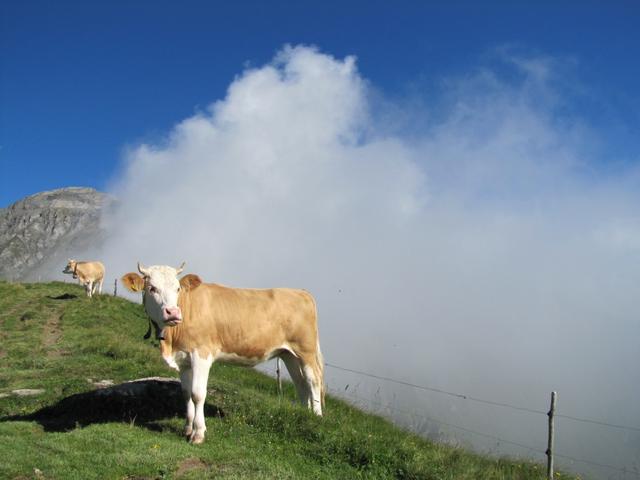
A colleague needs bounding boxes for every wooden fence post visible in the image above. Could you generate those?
[546,391,557,480]
[113,279,118,297]
[276,358,282,397]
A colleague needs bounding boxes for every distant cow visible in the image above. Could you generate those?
[122,262,324,444]
[63,259,105,298]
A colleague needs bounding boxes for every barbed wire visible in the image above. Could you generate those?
[556,413,640,433]
[326,362,546,415]
[325,361,640,433]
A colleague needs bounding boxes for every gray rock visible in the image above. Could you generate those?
[95,377,181,397]
[87,379,115,389]
[12,388,45,396]
[0,187,116,281]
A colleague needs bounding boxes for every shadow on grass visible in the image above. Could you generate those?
[1,378,224,432]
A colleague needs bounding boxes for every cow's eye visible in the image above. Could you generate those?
[149,286,158,294]
[177,287,181,292]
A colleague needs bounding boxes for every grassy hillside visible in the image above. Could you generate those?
[0,281,578,480]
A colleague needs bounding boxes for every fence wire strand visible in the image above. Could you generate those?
[326,362,546,415]
[325,362,640,433]
[556,413,640,433]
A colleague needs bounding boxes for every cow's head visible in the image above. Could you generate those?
[121,262,202,339]
[63,259,77,276]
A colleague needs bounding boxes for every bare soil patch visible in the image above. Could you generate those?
[43,313,64,358]
[175,457,208,477]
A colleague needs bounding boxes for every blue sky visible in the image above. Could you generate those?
[1,0,639,207]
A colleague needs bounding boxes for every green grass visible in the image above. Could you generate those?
[0,281,579,480]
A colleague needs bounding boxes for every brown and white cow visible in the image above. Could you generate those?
[121,262,324,444]
[63,259,105,298]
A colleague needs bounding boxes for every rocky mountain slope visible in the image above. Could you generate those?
[0,187,115,281]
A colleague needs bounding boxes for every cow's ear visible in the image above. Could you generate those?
[180,274,202,291]
[121,272,145,292]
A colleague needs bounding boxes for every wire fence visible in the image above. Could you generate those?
[326,386,545,455]
[324,362,640,433]
[316,361,640,479]
[325,362,547,416]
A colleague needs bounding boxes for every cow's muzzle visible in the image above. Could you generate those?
[163,307,182,326]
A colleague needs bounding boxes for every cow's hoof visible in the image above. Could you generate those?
[184,426,193,438]
[189,432,205,444]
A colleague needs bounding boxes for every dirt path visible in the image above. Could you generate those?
[43,312,66,358]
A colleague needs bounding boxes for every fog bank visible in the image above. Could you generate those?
[93,46,639,478]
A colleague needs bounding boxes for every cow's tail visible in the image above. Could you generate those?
[316,338,325,410]
[309,292,325,411]
[305,291,325,413]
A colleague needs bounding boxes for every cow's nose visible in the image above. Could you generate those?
[164,306,182,320]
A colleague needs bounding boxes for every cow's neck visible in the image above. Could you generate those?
[158,290,216,363]
[160,292,192,352]
[159,318,200,370]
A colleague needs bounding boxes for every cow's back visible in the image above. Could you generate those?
[77,261,105,281]
[176,283,318,359]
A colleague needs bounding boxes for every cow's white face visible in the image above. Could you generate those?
[121,263,204,340]
[142,265,183,328]
[121,263,186,338]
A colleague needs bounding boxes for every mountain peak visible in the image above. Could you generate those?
[0,187,115,281]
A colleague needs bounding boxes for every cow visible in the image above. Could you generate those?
[121,262,324,444]
[63,259,105,298]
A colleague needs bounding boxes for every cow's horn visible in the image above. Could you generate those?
[176,261,185,275]
[137,262,149,276]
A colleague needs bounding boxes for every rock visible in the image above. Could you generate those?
[12,388,45,396]
[90,379,114,388]
[0,187,116,281]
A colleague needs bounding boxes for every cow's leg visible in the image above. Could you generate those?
[302,360,323,416]
[92,279,102,296]
[97,278,103,295]
[189,351,213,444]
[85,282,93,298]
[280,351,310,408]
[179,367,195,438]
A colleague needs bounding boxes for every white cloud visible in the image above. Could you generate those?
[97,45,640,478]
